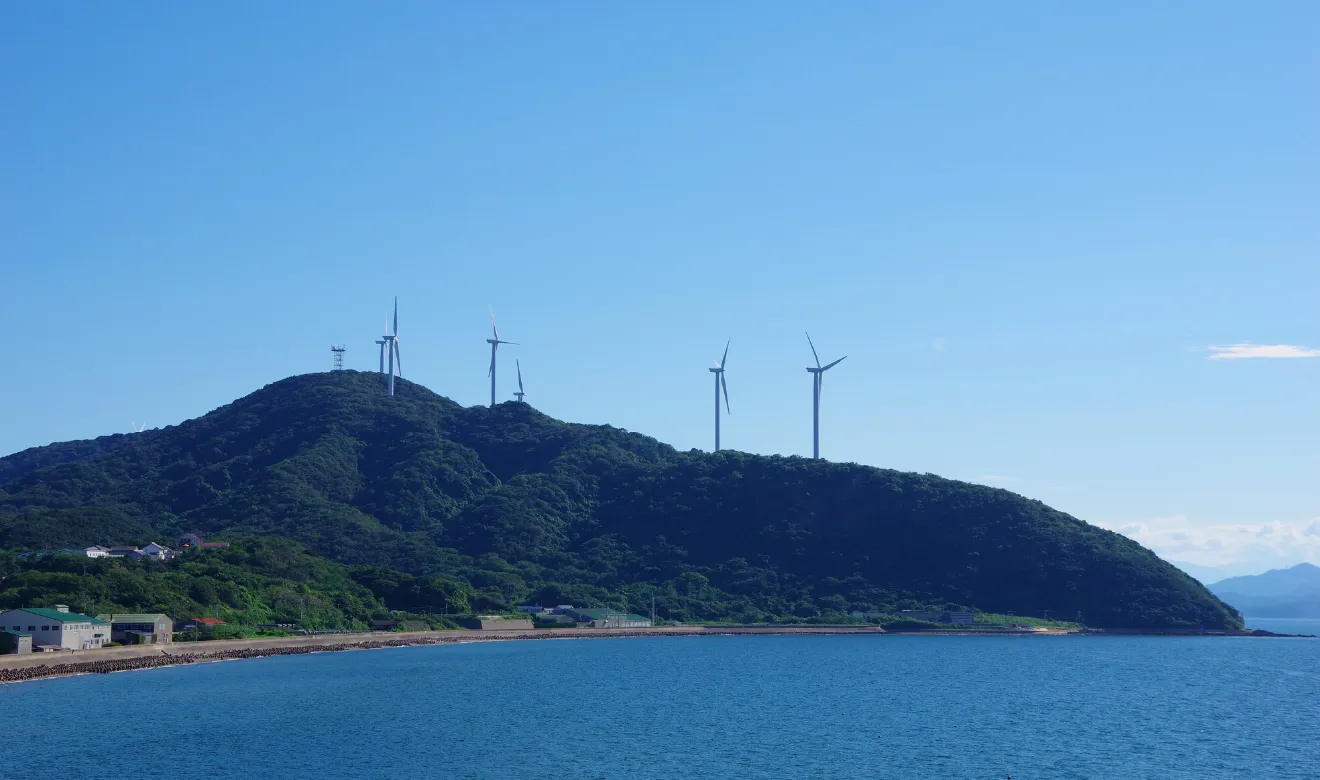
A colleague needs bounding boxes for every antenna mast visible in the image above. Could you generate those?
[331,344,346,371]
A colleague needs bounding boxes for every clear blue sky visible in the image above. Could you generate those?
[2,3,1316,575]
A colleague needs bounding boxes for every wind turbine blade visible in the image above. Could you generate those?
[822,356,847,371]
[489,306,499,341]
[721,373,730,415]
[805,332,821,368]
[488,347,495,378]
[517,360,524,392]
[394,341,401,377]
[720,339,730,369]
[393,297,398,336]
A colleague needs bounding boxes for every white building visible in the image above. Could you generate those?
[0,606,110,650]
[54,546,110,558]
[139,542,173,560]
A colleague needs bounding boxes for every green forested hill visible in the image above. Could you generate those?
[0,371,1241,628]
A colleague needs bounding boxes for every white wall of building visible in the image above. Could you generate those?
[0,610,108,650]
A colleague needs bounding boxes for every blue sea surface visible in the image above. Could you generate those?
[2,634,1317,779]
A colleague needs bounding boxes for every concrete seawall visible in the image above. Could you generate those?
[0,625,887,684]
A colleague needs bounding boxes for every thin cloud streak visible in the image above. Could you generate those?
[1097,515,1320,567]
[1206,342,1320,360]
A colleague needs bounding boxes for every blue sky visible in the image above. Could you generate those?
[2,3,1316,575]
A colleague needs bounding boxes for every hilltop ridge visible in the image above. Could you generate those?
[0,371,1242,628]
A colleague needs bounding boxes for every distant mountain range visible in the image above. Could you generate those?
[1210,563,1320,618]
[1170,559,1313,584]
[0,371,1243,628]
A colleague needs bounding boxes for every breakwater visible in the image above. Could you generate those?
[0,625,889,684]
[0,638,437,683]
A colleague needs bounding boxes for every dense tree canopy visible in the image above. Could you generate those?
[0,371,1241,629]
[0,537,464,632]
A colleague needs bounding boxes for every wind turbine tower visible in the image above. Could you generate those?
[709,340,730,451]
[513,360,526,402]
[485,307,516,407]
[375,338,386,373]
[331,344,345,371]
[382,298,401,396]
[805,332,846,459]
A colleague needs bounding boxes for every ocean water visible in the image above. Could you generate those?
[2,635,1317,779]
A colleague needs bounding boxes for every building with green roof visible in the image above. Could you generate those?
[0,606,109,650]
[96,613,174,644]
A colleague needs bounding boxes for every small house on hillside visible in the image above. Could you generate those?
[178,534,230,550]
[55,546,110,558]
[138,542,175,560]
[0,606,109,650]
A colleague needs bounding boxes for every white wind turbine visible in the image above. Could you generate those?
[805,332,846,459]
[513,360,527,403]
[709,340,730,451]
[486,307,516,407]
[383,297,401,396]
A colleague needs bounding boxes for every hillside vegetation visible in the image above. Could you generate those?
[0,537,473,633]
[0,371,1241,629]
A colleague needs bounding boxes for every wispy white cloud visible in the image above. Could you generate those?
[1206,342,1320,360]
[1097,515,1320,567]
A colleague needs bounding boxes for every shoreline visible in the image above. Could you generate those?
[0,625,882,684]
[1,624,1308,685]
